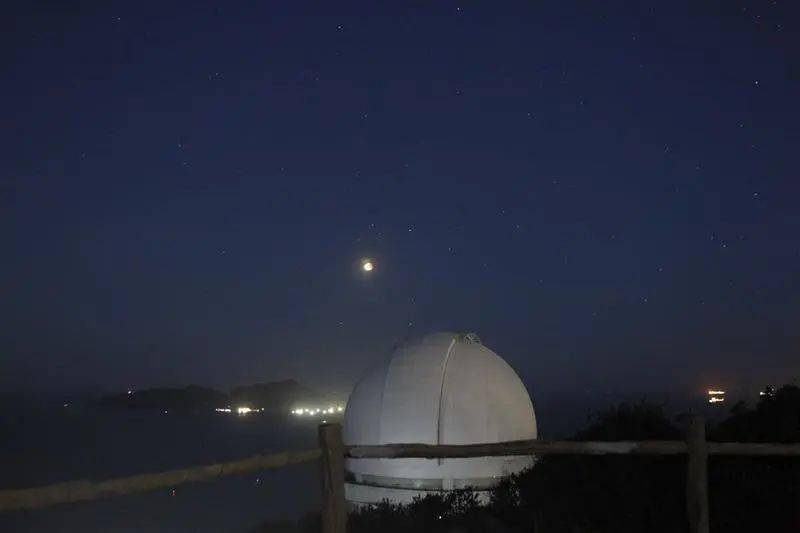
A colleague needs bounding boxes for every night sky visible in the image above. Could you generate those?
[2,1,798,402]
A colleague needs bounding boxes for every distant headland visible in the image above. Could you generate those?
[94,379,327,413]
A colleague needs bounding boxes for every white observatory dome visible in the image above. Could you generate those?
[343,332,537,505]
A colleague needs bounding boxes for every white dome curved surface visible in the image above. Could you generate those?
[343,332,537,504]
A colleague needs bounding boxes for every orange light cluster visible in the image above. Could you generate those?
[708,389,725,403]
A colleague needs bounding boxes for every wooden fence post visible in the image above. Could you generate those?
[318,423,347,533]
[684,415,709,533]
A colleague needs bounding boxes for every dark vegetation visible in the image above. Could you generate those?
[707,385,800,533]
[256,384,800,532]
[96,379,321,412]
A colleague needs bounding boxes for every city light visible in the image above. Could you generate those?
[291,405,345,417]
[216,405,345,416]
[707,389,725,404]
[708,389,725,404]
[215,406,262,415]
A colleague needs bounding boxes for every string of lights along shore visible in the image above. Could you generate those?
[292,406,345,416]
[213,405,346,416]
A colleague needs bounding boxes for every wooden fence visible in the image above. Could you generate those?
[2,416,799,533]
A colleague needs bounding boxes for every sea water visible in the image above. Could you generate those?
[0,406,321,532]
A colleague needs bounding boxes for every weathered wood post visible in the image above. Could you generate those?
[684,415,709,533]
[318,423,347,533]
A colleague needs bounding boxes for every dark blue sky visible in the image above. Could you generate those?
[2,1,798,399]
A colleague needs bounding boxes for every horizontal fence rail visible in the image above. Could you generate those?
[345,439,800,459]
[347,439,686,458]
[703,442,800,456]
[0,448,320,512]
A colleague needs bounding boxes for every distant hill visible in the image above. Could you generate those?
[230,379,321,411]
[97,385,227,411]
[95,380,323,412]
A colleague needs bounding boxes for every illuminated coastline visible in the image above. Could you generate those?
[213,406,265,415]
[707,389,725,404]
[290,405,345,416]
[210,405,345,416]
